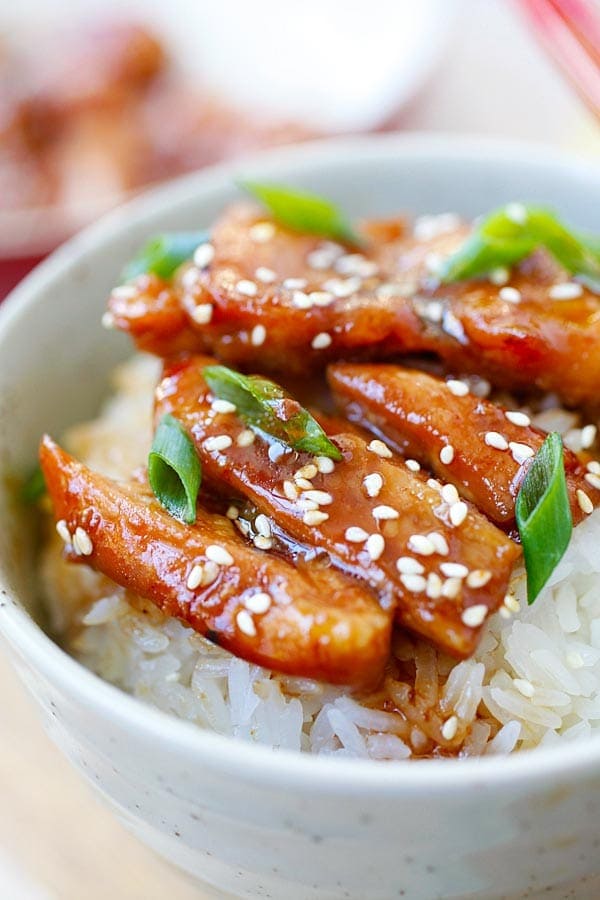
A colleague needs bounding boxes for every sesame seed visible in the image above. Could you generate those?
[250,324,266,346]
[193,243,214,268]
[298,499,319,512]
[294,477,313,491]
[499,286,521,303]
[467,569,492,588]
[400,574,427,593]
[345,526,369,543]
[237,279,258,297]
[461,604,488,627]
[307,248,336,270]
[440,445,455,465]
[190,303,213,324]
[372,505,399,520]
[182,268,201,290]
[440,562,469,578]
[245,592,272,614]
[416,299,444,323]
[505,410,531,427]
[405,459,421,472]
[566,651,584,669]
[499,607,512,620]
[427,532,449,556]
[211,399,236,414]
[368,439,392,459]
[283,277,307,290]
[446,379,469,397]
[587,460,600,475]
[255,514,272,537]
[449,501,468,527]
[513,678,535,698]
[316,456,336,474]
[303,490,333,506]
[585,472,600,490]
[485,431,509,451]
[442,577,462,599]
[407,534,435,556]
[74,527,93,556]
[577,489,594,515]
[255,266,276,283]
[366,533,385,561]
[489,266,509,285]
[202,561,220,585]
[203,435,233,452]
[249,222,275,242]
[56,520,72,543]
[441,484,460,505]
[581,424,597,449]
[226,505,239,520]
[309,291,334,307]
[253,535,273,550]
[187,565,204,590]
[363,472,384,497]
[303,510,329,526]
[509,442,535,464]
[505,202,527,225]
[426,572,443,599]
[424,251,443,275]
[323,276,361,298]
[396,557,425,575]
[441,715,458,741]
[549,282,583,300]
[504,593,521,613]
[296,464,318,480]
[427,478,442,492]
[236,609,257,637]
[206,545,234,566]
[101,311,116,329]
[236,429,255,447]
[283,480,299,500]
[111,284,138,300]
[291,290,312,309]
[311,332,332,350]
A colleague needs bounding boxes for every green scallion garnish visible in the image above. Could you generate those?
[439,205,600,293]
[203,364,342,461]
[21,466,46,503]
[239,180,361,246]
[123,231,209,281]
[515,432,573,605]
[148,414,202,524]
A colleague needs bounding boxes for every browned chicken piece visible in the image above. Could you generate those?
[328,363,600,533]
[155,356,520,658]
[39,436,391,687]
[108,203,600,407]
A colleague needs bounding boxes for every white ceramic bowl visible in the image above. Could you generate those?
[1,135,600,900]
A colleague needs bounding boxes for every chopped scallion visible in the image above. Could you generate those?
[123,231,209,281]
[148,414,202,524]
[21,466,46,503]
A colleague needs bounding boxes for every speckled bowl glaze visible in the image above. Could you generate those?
[1,135,600,900]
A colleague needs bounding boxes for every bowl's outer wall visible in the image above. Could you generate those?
[1,136,600,899]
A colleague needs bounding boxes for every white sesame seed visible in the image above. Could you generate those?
[253,535,273,550]
[283,277,307,290]
[427,532,450,556]
[566,651,584,669]
[56,520,72,544]
[307,248,335,270]
[202,561,220,585]
[441,483,460,505]
[203,435,233,452]
[405,459,421,472]
[466,569,492,588]
[424,251,444,275]
[101,311,116,329]
[441,715,458,741]
[504,593,521,613]
[549,282,583,300]
[372,505,399,520]
[505,410,531,427]
[211,398,236,414]
[417,299,444,323]
[485,431,509,451]
[489,266,509,285]
[193,243,214,269]
[426,572,443,599]
[206,545,234,566]
[298,499,319,512]
[505,202,528,225]
[499,286,521,303]
[446,379,469,397]
[311,332,332,350]
[368,439,393,459]
[303,490,333,506]
[111,284,138,300]
[440,562,469,579]
[585,472,600,490]
[449,501,468,527]
[581,424,597,449]
[187,565,204,590]
[316,456,336,474]
[513,678,535,698]
[345,526,369,543]
[461,604,488,627]
[440,445,455,465]
[296,464,318,480]
[236,609,257,637]
[442,577,462,599]
[587,460,600,475]
[245,592,272,614]
[577,489,594,515]
[249,222,275,242]
[363,472,384,497]
[283,480,299,501]
[309,291,335,307]
[366,533,385,561]
[190,303,213,324]
[294,477,313,491]
[499,607,512,620]
[323,276,361,298]
[74,527,93,556]
[427,478,442,492]
[182,268,201,290]
[255,266,276,283]
[303,510,329,526]
[234,429,254,448]
[396,557,425,575]
[509,442,535,464]
[237,279,258,297]
[400,574,427,593]
[250,324,266,346]
[255,514,272,537]
[226,505,239,520]
[291,290,312,309]
[407,534,435,556]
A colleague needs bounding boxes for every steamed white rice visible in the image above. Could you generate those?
[42,356,600,760]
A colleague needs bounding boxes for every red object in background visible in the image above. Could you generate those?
[0,255,45,301]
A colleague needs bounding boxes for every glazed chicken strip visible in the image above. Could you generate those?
[39,436,391,686]
[328,363,600,531]
[108,203,600,406]
[155,356,520,658]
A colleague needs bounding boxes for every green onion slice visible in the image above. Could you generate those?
[203,364,342,461]
[439,205,600,293]
[515,432,573,605]
[21,466,46,503]
[239,180,361,246]
[122,231,210,281]
[148,414,202,524]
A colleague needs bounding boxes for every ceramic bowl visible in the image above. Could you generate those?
[1,134,600,900]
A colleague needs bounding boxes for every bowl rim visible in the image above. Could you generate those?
[2,130,600,795]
